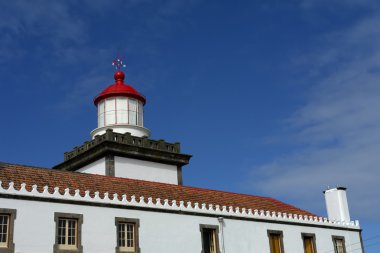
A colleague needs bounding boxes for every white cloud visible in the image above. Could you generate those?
[250,13,380,220]
[0,1,86,45]
[0,0,200,109]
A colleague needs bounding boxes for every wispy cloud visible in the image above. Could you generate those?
[0,1,86,58]
[250,12,380,220]
[53,0,201,110]
[0,0,200,110]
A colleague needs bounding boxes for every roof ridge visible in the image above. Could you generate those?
[0,162,274,199]
[0,161,49,170]
[0,177,359,229]
[0,162,314,216]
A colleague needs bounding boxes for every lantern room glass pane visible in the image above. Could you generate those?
[129,99,137,125]
[105,98,116,125]
[129,112,137,125]
[138,102,143,126]
[99,114,104,127]
[98,101,105,127]
[118,111,128,124]
[116,97,127,110]
[129,99,137,111]
[105,111,115,125]
[105,98,115,111]
[99,101,104,114]
[116,98,128,124]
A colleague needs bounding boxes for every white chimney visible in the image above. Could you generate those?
[324,187,351,222]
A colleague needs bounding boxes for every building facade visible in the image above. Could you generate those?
[0,67,363,253]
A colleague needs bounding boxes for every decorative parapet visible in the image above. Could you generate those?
[64,129,181,161]
[0,181,360,229]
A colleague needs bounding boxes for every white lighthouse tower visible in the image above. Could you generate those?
[55,57,190,183]
[90,60,150,138]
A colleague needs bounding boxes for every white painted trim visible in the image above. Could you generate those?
[90,125,150,139]
[0,181,360,229]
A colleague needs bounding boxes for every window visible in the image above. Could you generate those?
[54,213,83,253]
[0,209,16,253]
[115,218,140,253]
[105,98,116,125]
[58,218,77,249]
[0,215,9,248]
[98,101,105,127]
[333,236,346,253]
[98,97,143,127]
[137,102,143,126]
[302,234,316,253]
[128,99,137,125]
[268,230,284,253]
[200,225,220,253]
[116,97,128,124]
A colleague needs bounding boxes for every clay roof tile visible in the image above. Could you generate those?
[0,162,315,216]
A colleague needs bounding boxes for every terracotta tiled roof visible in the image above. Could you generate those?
[0,162,314,216]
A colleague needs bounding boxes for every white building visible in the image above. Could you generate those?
[0,68,363,253]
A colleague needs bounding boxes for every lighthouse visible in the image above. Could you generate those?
[90,62,150,138]
[53,58,191,184]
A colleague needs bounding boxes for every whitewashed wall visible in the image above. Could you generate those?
[1,197,362,253]
[115,156,178,184]
[77,158,106,175]
[223,219,361,253]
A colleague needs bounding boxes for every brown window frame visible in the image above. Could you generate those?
[54,212,83,253]
[332,236,346,253]
[0,209,16,253]
[268,230,285,253]
[200,224,221,253]
[115,217,140,253]
[302,233,317,253]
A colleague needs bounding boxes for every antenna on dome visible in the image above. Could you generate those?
[112,56,126,70]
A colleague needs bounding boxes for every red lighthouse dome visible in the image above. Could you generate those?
[90,68,150,139]
[94,70,146,105]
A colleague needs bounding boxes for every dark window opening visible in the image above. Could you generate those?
[202,228,217,253]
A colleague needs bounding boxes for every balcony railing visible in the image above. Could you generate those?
[64,129,181,161]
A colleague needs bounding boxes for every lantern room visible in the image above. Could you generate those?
[90,70,150,138]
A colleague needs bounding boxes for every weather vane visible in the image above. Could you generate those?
[112,57,126,70]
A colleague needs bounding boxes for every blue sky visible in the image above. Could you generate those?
[0,0,379,251]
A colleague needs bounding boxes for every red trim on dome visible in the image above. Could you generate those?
[94,71,146,105]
